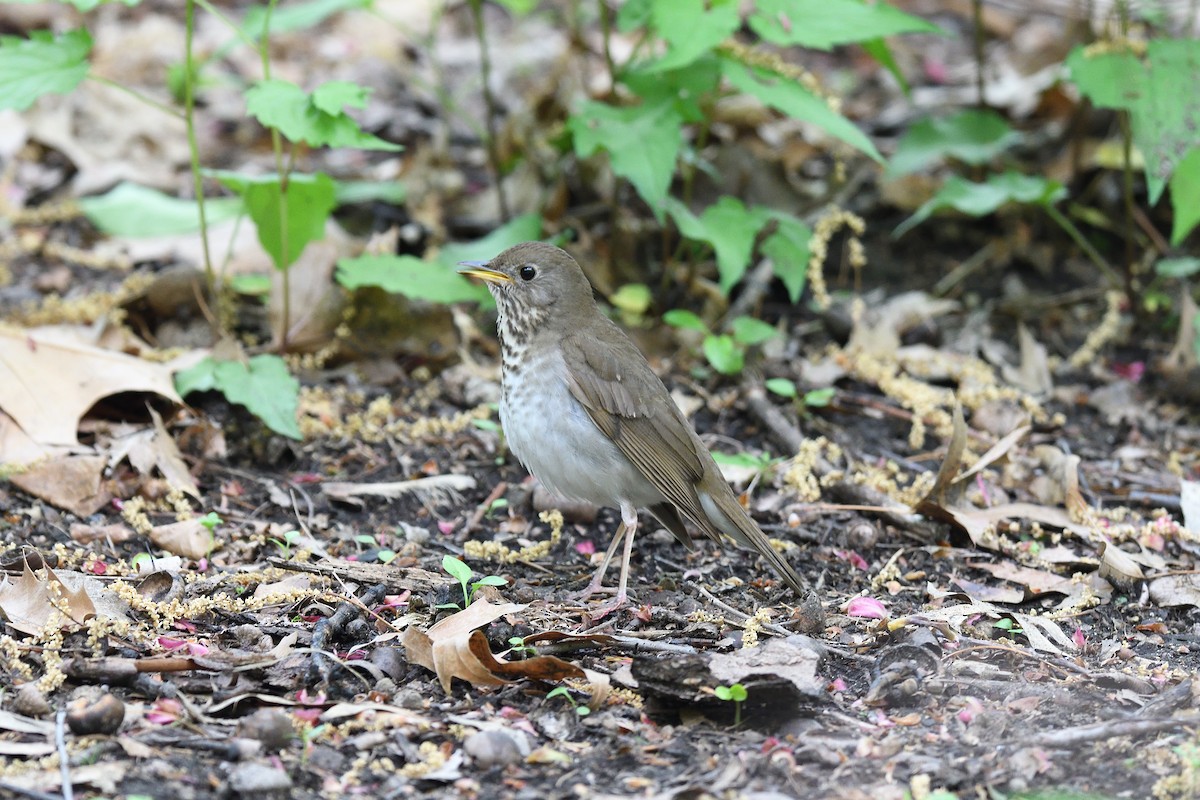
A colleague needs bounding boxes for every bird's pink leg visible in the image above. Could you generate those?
[576,519,627,600]
[585,503,638,619]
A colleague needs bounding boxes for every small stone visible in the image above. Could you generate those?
[463,730,525,769]
[66,693,125,736]
[237,708,295,752]
[227,762,292,794]
[395,688,426,710]
[12,684,52,718]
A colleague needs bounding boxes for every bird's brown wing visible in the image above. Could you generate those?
[562,322,818,608]
[561,323,706,543]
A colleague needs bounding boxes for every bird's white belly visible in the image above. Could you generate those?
[501,354,661,509]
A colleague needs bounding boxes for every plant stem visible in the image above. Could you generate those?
[184,0,218,332]
[972,0,986,107]
[469,0,511,223]
[86,76,184,120]
[257,0,292,351]
[1044,204,1122,289]
[598,0,616,89]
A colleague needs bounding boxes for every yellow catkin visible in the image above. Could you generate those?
[1068,290,1125,369]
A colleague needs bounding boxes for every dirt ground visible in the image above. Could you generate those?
[1,1,1200,799]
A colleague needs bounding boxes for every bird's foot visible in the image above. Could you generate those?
[583,591,629,622]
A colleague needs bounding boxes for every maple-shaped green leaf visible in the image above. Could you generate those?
[570,100,683,214]
[245,78,401,151]
[214,172,337,270]
[0,29,91,111]
[748,0,941,50]
[175,355,301,439]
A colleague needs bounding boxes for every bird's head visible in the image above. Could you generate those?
[458,242,596,337]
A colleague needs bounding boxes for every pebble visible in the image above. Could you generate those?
[227,762,292,794]
[463,729,526,769]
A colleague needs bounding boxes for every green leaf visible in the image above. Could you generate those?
[616,0,653,32]
[765,377,797,398]
[720,58,882,162]
[649,0,739,72]
[570,99,683,213]
[1155,257,1200,279]
[762,213,812,302]
[731,316,779,345]
[1068,40,1200,203]
[703,334,743,375]
[79,182,244,237]
[439,213,544,266]
[713,686,733,700]
[610,284,652,315]
[0,29,91,111]
[340,213,542,304]
[727,684,748,702]
[244,79,401,151]
[803,387,836,407]
[623,56,722,123]
[1169,147,1200,245]
[748,0,941,50]
[894,171,1066,238]
[174,355,301,439]
[861,38,908,95]
[336,254,491,303]
[887,109,1020,176]
[667,196,771,293]
[230,275,272,296]
[442,555,473,585]
[214,172,338,270]
[494,0,539,13]
[473,575,509,588]
[334,180,407,205]
[663,309,708,332]
[242,0,373,37]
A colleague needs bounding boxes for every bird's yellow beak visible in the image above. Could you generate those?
[457,261,512,284]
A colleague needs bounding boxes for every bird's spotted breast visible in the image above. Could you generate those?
[499,343,663,509]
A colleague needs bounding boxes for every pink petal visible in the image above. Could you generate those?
[846,596,888,619]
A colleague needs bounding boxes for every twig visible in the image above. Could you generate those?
[465,481,508,533]
[56,708,73,800]
[1030,713,1200,748]
[0,781,60,800]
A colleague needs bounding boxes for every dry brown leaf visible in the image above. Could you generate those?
[9,455,111,517]
[107,407,199,499]
[1149,574,1200,608]
[0,561,97,635]
[1097,541,1145,588]
[70,522,137,545]
[402,600,526,693]
[149,518,213,560]
[0,327,181,447]
[969,561,1073,596]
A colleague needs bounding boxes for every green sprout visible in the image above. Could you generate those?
[439,555,508,609]
[268,528,301,559]
[713,683,748,726]
[546,686,590,716]
[197,512,223,531]
[508,636,537,657]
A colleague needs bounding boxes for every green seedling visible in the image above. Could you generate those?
[439,555,508,609]
[197,512,222,531]
[766,379,836,411]
[713,683,748,726]
[546,686,590,716]
[269,529,301,559]
[508,636,537,657]
[485,498,509,519]
[664,311,780,376]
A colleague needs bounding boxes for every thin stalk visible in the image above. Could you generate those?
[87,76,184,119]
[598,0,616,89]
[184,0,218,330]
[1044,204,1122,289]
[972,0,986,107]
[257,0,293,351]
[469,0,511,222]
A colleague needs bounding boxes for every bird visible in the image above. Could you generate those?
[459,242,823,628]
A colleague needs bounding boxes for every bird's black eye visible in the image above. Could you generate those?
[519,265,537,281]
